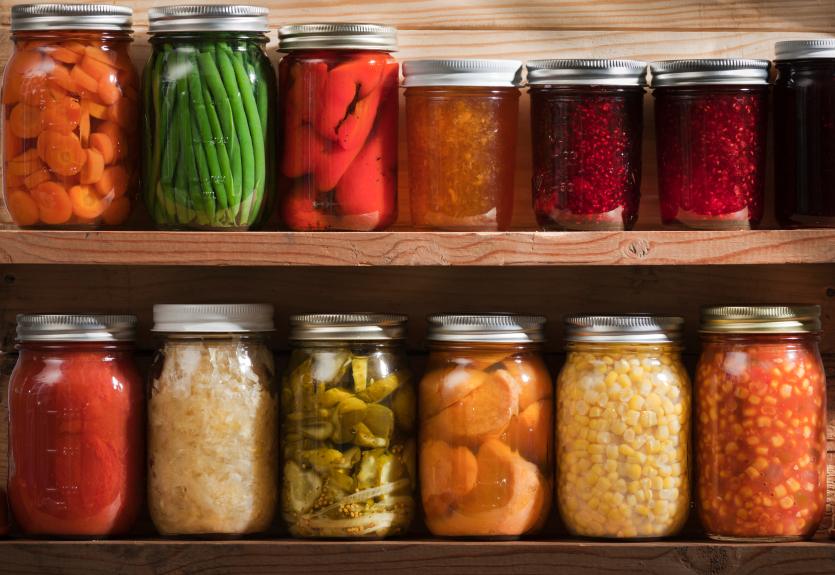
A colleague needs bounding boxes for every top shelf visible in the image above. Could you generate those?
[0,229,833,267]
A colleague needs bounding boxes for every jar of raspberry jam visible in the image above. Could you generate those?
[651,60,770,230]
[527,60,647,231]
[774,40,835,228]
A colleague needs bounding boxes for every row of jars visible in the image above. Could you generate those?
[3,5,835,231]
[4,305,827,541]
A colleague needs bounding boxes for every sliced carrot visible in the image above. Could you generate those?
[6,189,40,226]
[80,148,105,184]
[6,174,26,189]
[82,97,108,119]
[89,132,115,164]
[39,130,87,176]
[4,129,23,159]
[69,184,106,218]
[97,75,121,105]
[9,103,42,138]
[81,53,117,81]
[69,65,99,94]
[23,167,51,189]
[95,122,126,160]
[40,97,82,133]
[50,46,81,65]
[107,96,136,131]
[101,195,130,225]
[31,181,72,224]
[3,51,43,104]
[64,42,87,56]
[19,76,65,108]
[95,165,128,198]
[7,149,43,177]
[84,46,115,66]
[80,109,90,146]
[47,63,78,93]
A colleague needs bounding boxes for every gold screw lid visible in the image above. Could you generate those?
[700,304,821,334]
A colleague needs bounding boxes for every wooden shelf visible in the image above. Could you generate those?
[2,538,835,574]
[1,229,834,266]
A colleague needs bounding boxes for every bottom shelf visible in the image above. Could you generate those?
[2,538,835,574]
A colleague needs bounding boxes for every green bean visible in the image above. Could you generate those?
[216,45,254,205]
[160,90,180,189]
[203,83,240,223]
[229,48,264,223]
[145,51,165,215]
[246,55,271,225]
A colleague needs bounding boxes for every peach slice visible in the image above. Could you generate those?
[500,358,553,410]
[420,439,478,517]
[420,365,488,420]
[503,399,552,466]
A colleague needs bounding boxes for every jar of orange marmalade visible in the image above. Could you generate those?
[2,4,138,228]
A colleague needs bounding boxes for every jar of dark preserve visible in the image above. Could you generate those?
[774,40,835,228]
[8,314,144,537]
[527,60,647,230]
[651,59,770,230]
[277,24,399,231]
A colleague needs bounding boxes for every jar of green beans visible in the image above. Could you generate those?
[143,5,275,230]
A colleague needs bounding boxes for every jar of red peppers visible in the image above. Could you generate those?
[774,40,835,228]
[404,60,522,230]
[527,60,647,230]
[696,305,826,541]
[651,60,770,230]
[2,5,138,228]
[277,24,399,231]
[8,314,144,536]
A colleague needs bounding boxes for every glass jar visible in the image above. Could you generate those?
[148,304,277,536]
[774,40,835,228]
[8,314,144,536]
[281,314,415,538]
[651,60,770,230]
[556,315,690,539]
[696,305,826,542]
[2,5,138,228]
[404,60,521,230]
[419,314,553,537]
[277,24,399,231]
[143,6,275,230]
[527,60,646,231]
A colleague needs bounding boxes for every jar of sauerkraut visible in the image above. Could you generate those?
[148,304,277,536]
[556,314,690,539]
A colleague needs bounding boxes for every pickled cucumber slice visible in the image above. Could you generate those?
[284,460,323,515]
[352,356,368,392]
[357,372,399,403]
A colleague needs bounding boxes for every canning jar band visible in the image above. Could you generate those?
[152,303,275,333]
[16,313,137,342]
[526,59,648,86]
[564,314,683,344]
[700,304,821,334]
[11,4,133,31]
[148,5,269,33]
[402,59,524,88]
[649,59,770,87]
[289,313,407,341]
[426,313,545,343]
[775,39,835,60]
[278,23,397,51]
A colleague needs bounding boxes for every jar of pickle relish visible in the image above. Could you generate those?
[277,24,399,231]
[651,59,770,230]
[696,305,826,542]
[404,60,522,230]
[527,60,647,231]
[774,40,835,228]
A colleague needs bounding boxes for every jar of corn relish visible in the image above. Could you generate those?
[527,60,647,231]
[651,60,770,230]
[696,305,826,542]
[774,40,835,228]
[556,314,690,539]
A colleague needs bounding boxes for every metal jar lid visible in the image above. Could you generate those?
[650,59,770,87]
[17,313,137,342]
[148,5,269,34]
[11,4,133,32]
[278,23,397,52]
[775,39,835,61]
[700,305,821,334]
[403,59,523,87]
[565,314,684,344]
[526,59,648,86]
[153,304,274,333]
[427,313,546,343]
[289,313,407,341]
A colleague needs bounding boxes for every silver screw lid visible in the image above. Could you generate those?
[17,314,137,342]
[149,5,269,34]
[278,23,397,51]
[527,59,648,86]
[403,59,523,87]
[700,304,821,334]
[153,304,274,333]
[565,314,684,344]
[427,313,546,343]
[289,313,407,341]
[11,4,133,32]
[775,39,835,61]
[650,59,770,87]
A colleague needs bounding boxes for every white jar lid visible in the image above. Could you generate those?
[402,59,523,87]
[153,304,274,333]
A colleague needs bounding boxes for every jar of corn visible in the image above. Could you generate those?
[556,314,691,539]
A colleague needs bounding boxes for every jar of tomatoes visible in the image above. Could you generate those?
[556,315,690,539]
[419,314,552,537]
[2,4,138,228]
[696,305,827,541]
[774,40,835,228]
[277,24,399,231]
[651,59,770,230]
[8,314,144,536]
[527,60,647,231]
[404,60,522,230]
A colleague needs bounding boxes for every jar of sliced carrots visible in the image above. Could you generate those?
[2,4,138,228]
